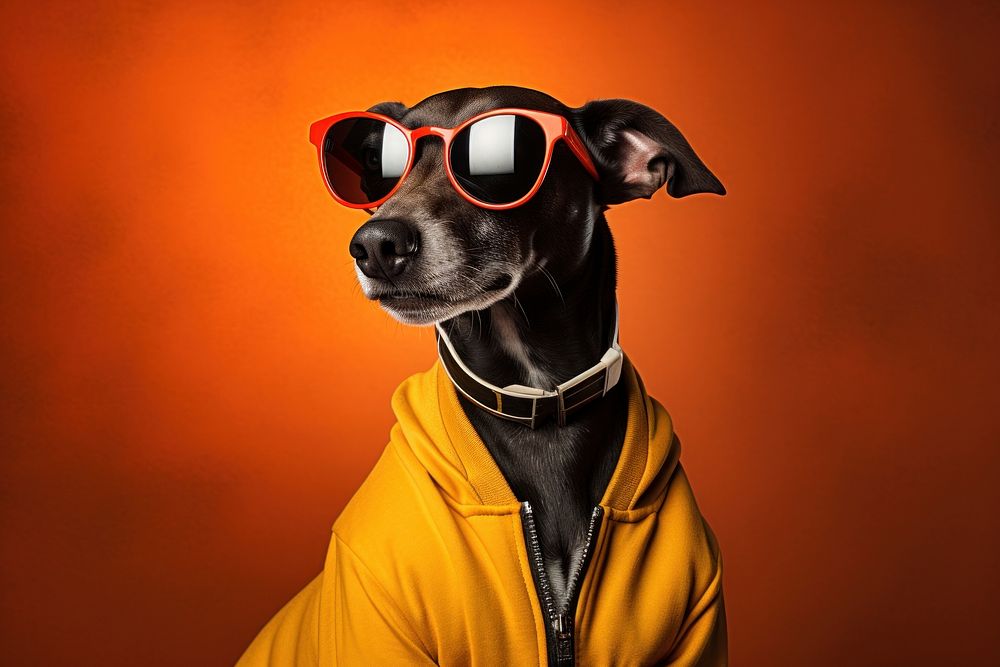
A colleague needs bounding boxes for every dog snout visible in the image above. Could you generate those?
[349,218,420,279]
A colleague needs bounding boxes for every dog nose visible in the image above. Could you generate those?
[349,219,420,279]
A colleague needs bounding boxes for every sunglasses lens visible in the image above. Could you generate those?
[449,114,547,205]
[322,117,409,205]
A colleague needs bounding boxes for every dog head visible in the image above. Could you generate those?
[345,86,724,325]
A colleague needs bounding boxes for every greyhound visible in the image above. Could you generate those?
[343,86,723,609]
[240,85,727,664]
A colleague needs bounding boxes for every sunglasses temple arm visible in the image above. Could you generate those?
[563,127,601,181]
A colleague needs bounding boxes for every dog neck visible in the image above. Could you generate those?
[443,219,619,395]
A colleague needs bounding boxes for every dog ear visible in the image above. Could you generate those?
[574,99,725,204]
[366,101,409,120]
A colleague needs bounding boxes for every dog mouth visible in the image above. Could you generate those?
[378,274,512,303]
[373,273,515,323]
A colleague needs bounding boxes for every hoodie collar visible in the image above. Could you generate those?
[389,356,678,516]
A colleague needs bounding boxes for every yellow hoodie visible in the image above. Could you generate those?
[238,358,726,666]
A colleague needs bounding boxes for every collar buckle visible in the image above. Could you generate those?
[555,345,623,426]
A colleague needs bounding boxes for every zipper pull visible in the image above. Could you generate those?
[554,612,574,664]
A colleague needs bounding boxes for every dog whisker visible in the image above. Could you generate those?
[511,292,531,329]
[537,264,566,306]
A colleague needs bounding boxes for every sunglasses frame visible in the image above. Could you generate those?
[308,108,600,211]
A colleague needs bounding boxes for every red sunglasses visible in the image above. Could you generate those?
[308,108,600,211]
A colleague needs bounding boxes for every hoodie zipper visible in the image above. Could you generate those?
[521,502,604,666]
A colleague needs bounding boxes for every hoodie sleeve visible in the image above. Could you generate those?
[236,534,436,666]
[664,522,728,666]
[237,574,323,666]
[327,534,437,664]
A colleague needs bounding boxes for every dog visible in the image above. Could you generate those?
[240,86,727,666]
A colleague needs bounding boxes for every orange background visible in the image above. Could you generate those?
[1,1,998,664]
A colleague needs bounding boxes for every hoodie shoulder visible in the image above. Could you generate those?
[332,437,436,553]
